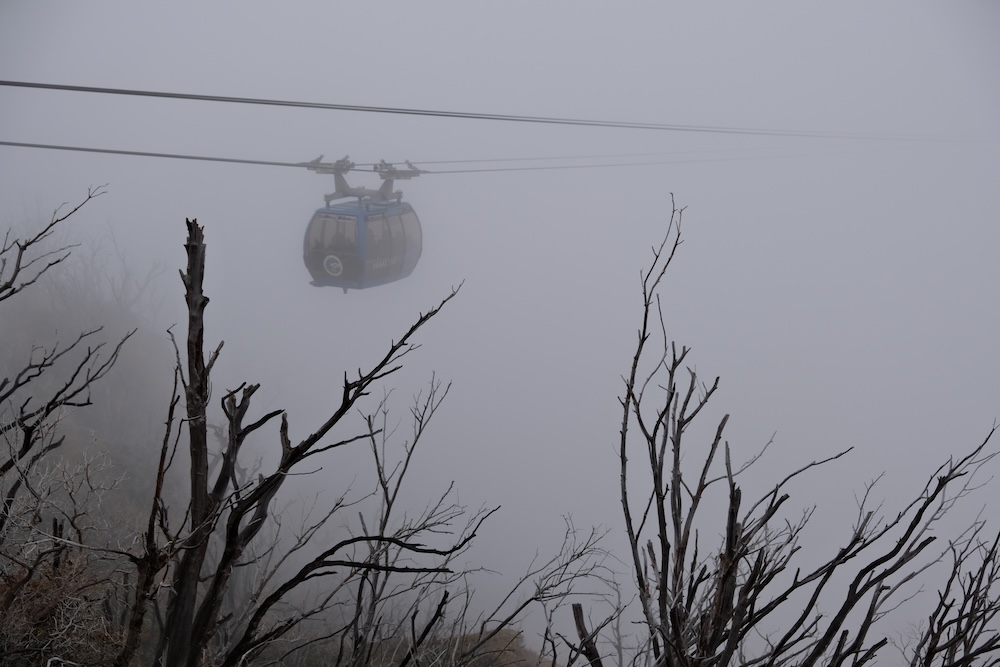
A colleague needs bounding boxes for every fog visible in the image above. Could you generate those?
[2,1,999,643]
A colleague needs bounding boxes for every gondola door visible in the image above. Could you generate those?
[363,213,404,284]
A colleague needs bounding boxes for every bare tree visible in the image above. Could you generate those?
[0,187,134,530]
[0,447,129,664]
[2,198,610,666]
[111,219,607,667]
[576,200,1000,667]
[0,187,100,305]
[9,195,998,667]
[0,188,140,665]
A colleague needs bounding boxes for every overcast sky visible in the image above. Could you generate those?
[2,0,999,638]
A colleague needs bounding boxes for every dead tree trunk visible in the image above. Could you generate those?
[163,219,221,667]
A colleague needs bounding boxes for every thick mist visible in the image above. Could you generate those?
[1,0,999,649]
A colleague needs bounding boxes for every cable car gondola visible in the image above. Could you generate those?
[302,157,423,291]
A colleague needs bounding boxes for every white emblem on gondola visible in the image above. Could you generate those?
[323,255,344,277]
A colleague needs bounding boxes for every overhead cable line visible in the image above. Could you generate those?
[0,141,310,169]
[0,140,866,174]
[357,145,796,168]
[0,79,895,141]
[407,151,855,174]
[0,140,826,172]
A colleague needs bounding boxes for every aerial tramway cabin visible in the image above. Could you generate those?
[302,157,423,291]
[303,199,422,290]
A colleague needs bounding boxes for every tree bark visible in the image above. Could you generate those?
[164,219,217,667]
[573,603,604,667]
